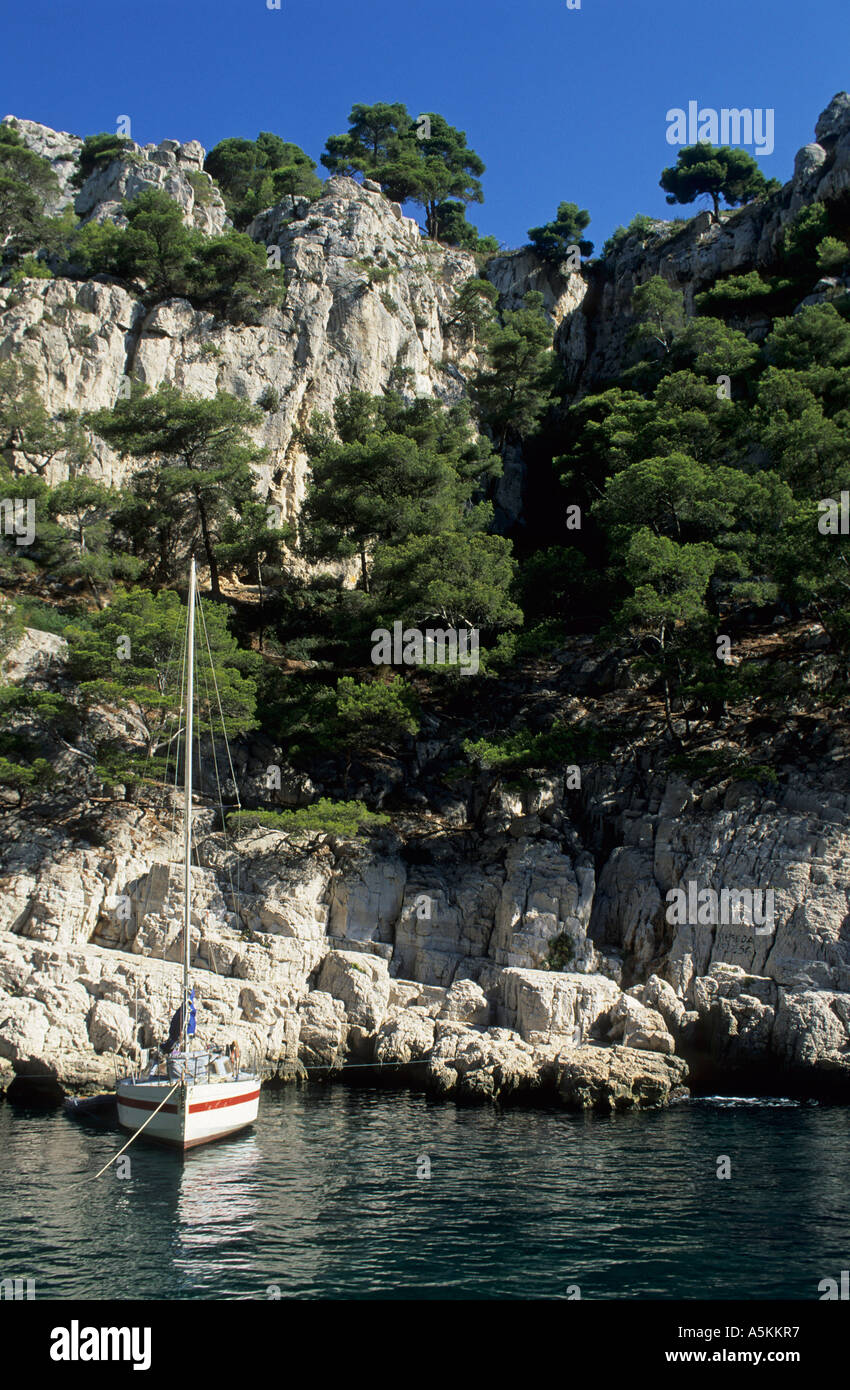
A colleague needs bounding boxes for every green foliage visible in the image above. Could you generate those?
[353,258,392,284]
[299,389,499,591]
[70,189,285,322]
[817,237,850,274]
[667,748,778,787]
[462,720,609,771]
[8,253,52,283]
[629,276,685,356]
[258,385,280,412]
[333,674,420,749]
[205,132,322,229]
[65,586,258,761]
[321,103,485,238]
[545,932,576,971]
[185,170,213,208]
[675,317,761,377]
[371,531,521,633]
[71,133,134,188]
[0,360,90,477]
[473,290,558,446]
[0,124,60,253]
[11,597,78,635]
[226,798,389,838]
[764,301,850,369]
[432,200,498,253]
[86,384,282,597]
[783,204,831,272]
[695,270,794,316]
[660,143,772,220]
[188,227,285,323]
[444,276,499,337]
[0,684,80,806]
[603,215,659,257]
[527,201,593,260]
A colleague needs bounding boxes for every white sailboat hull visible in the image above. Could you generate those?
[116,1076,260,1150]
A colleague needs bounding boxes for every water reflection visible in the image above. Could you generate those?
[2,1089,850,1300]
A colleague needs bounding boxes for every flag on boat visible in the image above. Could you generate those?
[166,988,197,1050]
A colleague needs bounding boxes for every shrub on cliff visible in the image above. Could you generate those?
[226,799,389,838]
[0,686,80,808]
[0,124,60,254]
[431,200,498,254]
[299,389,499,592]
[65,586,259,774]
[527,201,593,261]
[205,132,322,229]
[70,189,285,322]
[71,133,135,189]
[602,215,659,257]
[472,290,560,448]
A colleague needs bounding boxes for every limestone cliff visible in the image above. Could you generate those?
[2,98,850,1109]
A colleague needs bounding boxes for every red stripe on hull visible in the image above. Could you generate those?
[119,1096,179,1113]
[118,1088,259,1114]
[189,1089,260,1114]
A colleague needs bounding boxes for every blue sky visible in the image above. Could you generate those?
[3,0,849,250]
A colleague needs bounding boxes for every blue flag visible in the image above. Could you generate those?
[166,988,197,1050]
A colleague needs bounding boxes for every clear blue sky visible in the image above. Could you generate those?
[3,0,849,250]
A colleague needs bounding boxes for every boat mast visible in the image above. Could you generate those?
[182,556,196,1057]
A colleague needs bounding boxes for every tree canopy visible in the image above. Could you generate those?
[0,124,60,251]
[321,102,485,238]
[528,202,593,261]
[86,385,276,599]
[659,143,773,221]
[205,132,322,229]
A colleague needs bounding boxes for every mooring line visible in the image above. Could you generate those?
[69,1081,181,1185]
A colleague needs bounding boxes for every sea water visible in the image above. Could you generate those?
[1,1087,848,1300]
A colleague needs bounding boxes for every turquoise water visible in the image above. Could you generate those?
[2,1087,849,1300]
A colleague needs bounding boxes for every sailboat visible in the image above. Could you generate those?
[115,558,260,1150]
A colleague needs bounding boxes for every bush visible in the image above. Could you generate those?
[72,133,135,188]
[545,932,575,971]
[695,270,784,312]
[69,191,285,322]
[258,385,280,412]
[462,720,610,771]
[603,214,660,257]
[226,798,389,838]
[186,170,213,207]
[817,237,850,274]
[9,254,52,283]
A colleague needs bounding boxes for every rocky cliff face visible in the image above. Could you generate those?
[2,622,849,1107]
[2,100,850,1110]
[0,119,481,521]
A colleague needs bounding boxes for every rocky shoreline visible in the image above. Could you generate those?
[2,714,850,1112]
[3,97,850,1115]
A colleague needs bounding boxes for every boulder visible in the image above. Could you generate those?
[316,950,390,1032]
[556,1045,688,1111]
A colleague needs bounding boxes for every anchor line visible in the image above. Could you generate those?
[69,1081,181,1185]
